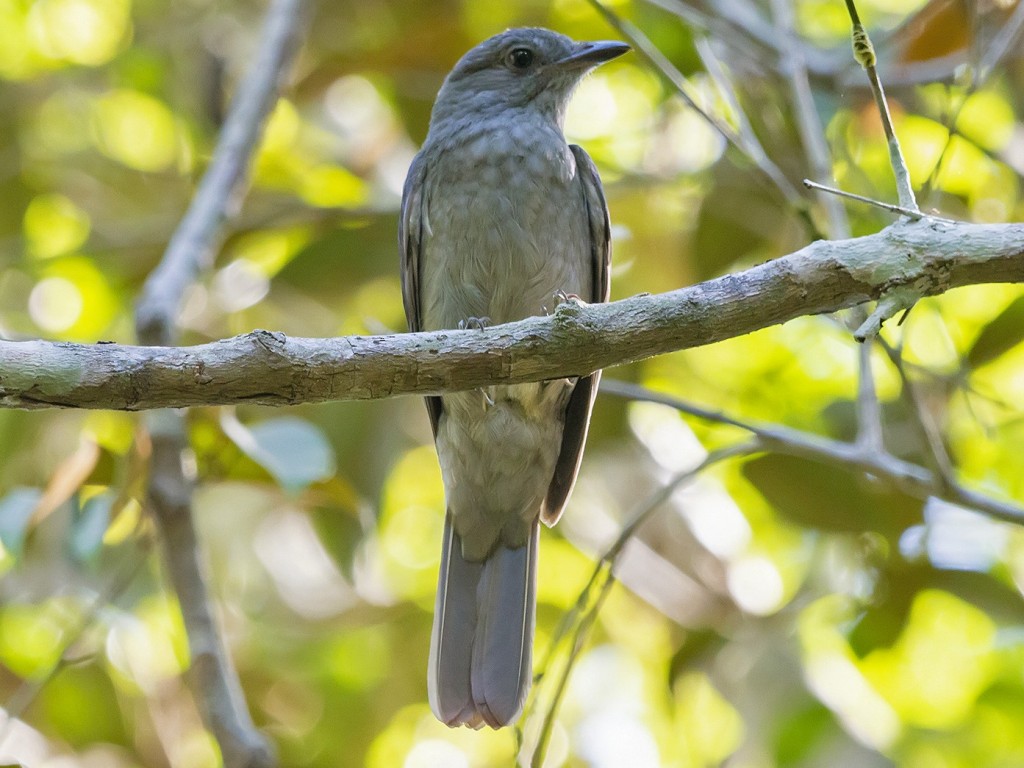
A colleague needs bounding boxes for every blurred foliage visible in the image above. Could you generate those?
[1,0,1024,766]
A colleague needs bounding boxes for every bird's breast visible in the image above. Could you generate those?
[419,128,592,330]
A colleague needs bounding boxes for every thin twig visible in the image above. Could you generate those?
[598,379,1024,525]
[873,335,1020,521]
[853,289,918,341]
[855,342,885,452]
[919,0,1024,206]
[843,0,919,212]
[770,0,850,239]
[132,0,308,765]
[643,0,801,73]
[693,36,789,200]
[771,0,889,444]
[801,179,953,222]
[0,542,152,750]
[135,0,308,345]
[524,441,758,767]
[586,0,804,207]
[977,0,1024,85]
[875,337,957,490]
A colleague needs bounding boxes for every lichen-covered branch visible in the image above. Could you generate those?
[1,219,1021,412]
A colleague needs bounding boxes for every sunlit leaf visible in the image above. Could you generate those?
[38,664,127,747]
[773,702,835,766]
[30,0,131,67]
[0,600,67,678]
[956,90,1016,152]
[92,89,179,172]
[859,589,996,729]
[23,193,91,259]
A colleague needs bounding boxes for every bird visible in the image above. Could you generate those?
[399,27,627,729]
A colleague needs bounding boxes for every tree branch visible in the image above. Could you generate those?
[600,380,1024,526]
[129,0,307,765]
[135,0,308,347]
[1,220,1021,412]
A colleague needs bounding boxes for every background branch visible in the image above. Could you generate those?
[131,0,307,765]
[600,380,1024,526]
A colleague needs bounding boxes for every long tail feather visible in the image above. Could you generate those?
[472,523,537,727]
[428,514,538,729]
[428,514,483,726]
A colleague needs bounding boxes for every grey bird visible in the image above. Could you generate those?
[400,28,627,729]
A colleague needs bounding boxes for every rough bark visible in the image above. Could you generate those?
[2,219,1022,411]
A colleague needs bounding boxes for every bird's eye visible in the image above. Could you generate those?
[507,48,535,70]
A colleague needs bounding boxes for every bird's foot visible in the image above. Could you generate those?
[554,289,582,305]
[458,316,491,331]
[456,317,495,407]
[544,290,586,314]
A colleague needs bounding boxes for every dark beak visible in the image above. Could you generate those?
[555,40,631,70]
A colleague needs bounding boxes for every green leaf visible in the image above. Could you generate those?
[668,628,726,686]
[69,493,113,562]
[310,505,365,580]
[966,295,1024,369]
[692,160,790,279]
[742,454,924,539]
[230,416,337,492]
[847,565,923,656]
[0,487,43,557]
[774,702,834,766]
[845,564,1022,657]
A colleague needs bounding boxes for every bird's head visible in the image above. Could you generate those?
[428,27,629,131]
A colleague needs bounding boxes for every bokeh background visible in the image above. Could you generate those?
[2,0,1024,766]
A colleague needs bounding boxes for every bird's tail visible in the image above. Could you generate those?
[428,513,538,729]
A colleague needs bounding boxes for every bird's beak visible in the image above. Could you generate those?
[554,40,631,70]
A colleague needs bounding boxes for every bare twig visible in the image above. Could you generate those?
[523,441,759,767]
[693,36,785,195]
[769,0,889,454]
[855,342,885,452]
[801,180,953,222]
[853,289,919,341]
[643,0,807,73]
[586,0,804,206]
[599,379,1024,526]
[135,0,308,345]
[978,0,1024,82]
[132,0,308,766]
[770,0,850,239]
[875,337,957,490]
[919,0,1024,206]
[843,0,919,212]
[0,542,151,750]
[873,335,1021,522]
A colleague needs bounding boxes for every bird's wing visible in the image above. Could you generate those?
[541,145,612,525]
[400,151,443,437]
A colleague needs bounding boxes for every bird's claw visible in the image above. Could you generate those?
[543,291,586,315]
[554,290,585,307]
[458,316,491,331]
